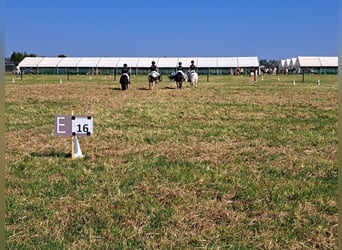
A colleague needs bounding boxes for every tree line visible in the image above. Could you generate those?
[7,52,66,64]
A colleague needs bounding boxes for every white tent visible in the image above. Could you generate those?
[136,57,159,67]
[197,57,218,68]
[157,57,178,68]
[57,57,82,67]
[96,57,120,68]
[294,56,338,74]
[18,57,44,67]
[77,57,101,68]
[278,60,286,72]
[217,57,238,68]
[296,56,321,67]
[319,56,338,67]
[38,57,63,67]
[237,57,259,67]
[117,57,140,68]
[18,56,261,75]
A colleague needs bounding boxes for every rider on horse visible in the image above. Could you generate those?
[122,63,131,84]
[188,60,196,81]
[177,62,186,80]
[150,61,160,81]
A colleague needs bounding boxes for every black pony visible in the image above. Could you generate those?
[169,72,185,89]
[119,73,130,90]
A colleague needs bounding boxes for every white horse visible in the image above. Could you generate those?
[188,71,198,87]
[148,71,159,90]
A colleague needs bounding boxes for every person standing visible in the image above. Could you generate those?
[249,68,255,82]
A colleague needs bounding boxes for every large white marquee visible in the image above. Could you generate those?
[19,56,259,68]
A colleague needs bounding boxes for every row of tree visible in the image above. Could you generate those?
[259,59,280,69]
[8,52,66,64]
[9,52,36,64]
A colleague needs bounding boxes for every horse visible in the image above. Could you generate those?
[148,71,159,90]
[119,73,130,90]
[169,71,185,89]
[188,71,198,87]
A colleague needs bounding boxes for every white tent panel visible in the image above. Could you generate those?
[284,59,291,68]
[319,56,338,67]
[280,60,285,67]
[18,57,44,67]
[197,57,218,68]
[58,57,82,67]
[117,57,140,67]
[137,57,159,67]
[237,57,259,67]
[217,57,238,67]
[77,57,101,67]
[279,60,286,70]
[157,57,178,68]
[289,58,297,69]
[38,57,63,67]
[96,57,120,68]
[297,56,321,67]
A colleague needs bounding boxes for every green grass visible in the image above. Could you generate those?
[5,73,337,249]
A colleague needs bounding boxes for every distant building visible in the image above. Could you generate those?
[5,58,17,73]
[18,56,260,75]
[294,56,338,74]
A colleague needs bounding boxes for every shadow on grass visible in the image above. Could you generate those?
[108,87,123,91]
[138,87,151,91]
[30,151,72,158]
[162,86,177,90]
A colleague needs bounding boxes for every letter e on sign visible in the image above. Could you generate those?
[54,115,72,136]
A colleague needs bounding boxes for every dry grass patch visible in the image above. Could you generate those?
[5,74,337,249]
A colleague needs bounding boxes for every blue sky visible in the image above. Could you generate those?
[5,0,338,60]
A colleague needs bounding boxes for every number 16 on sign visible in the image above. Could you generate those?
[72,116,93,136]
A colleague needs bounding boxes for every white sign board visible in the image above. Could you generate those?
[55,115,93,136]
[71,116,93,136]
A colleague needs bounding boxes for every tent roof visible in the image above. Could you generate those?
[96,57,121,68]
[136,57,159,67]
[77,57,101,67]
[18,56,260,68]
[117,57,140,67]
[18,57,44,67]
[319,56,338,67]
[237,57,259,67]
[57,57,82,67]
[157,57,179,67]
[218,57,238,67]
[279,60,286,68]
[38,57,63,67]
[197,57,218,67]
[296,56,321,67]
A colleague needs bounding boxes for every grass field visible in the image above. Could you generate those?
[5,73,337,249]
